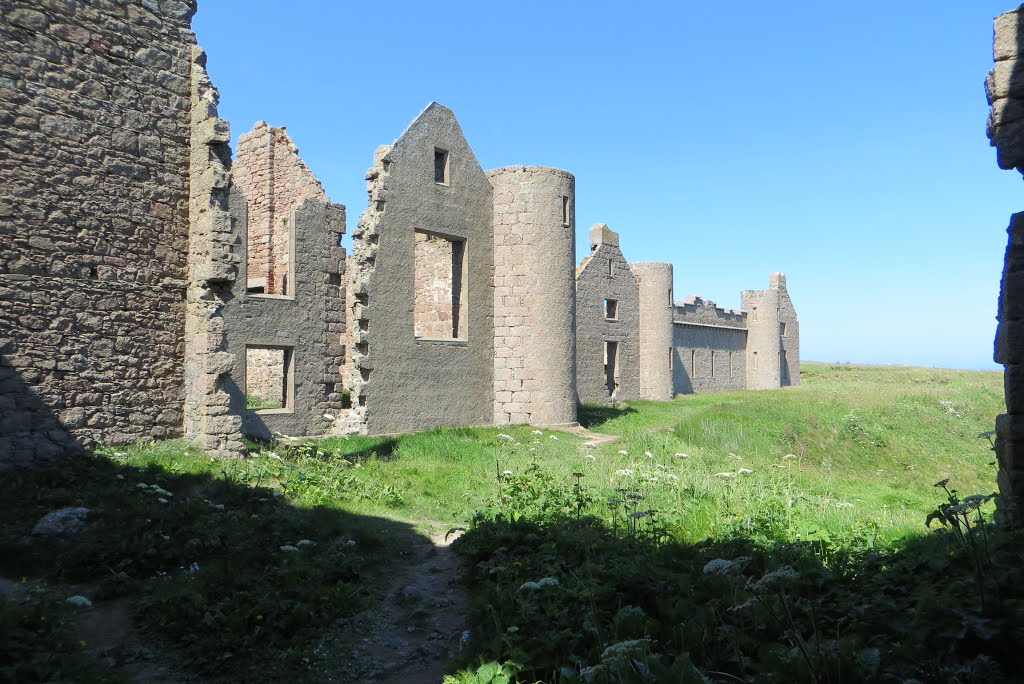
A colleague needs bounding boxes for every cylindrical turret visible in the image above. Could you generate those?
[632,262,674,401]
[488,166,577,425]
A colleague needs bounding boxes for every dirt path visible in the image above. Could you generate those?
[316,521,467,683]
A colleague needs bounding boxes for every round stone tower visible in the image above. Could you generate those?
[632,262,675,401]
[487,166,577,426]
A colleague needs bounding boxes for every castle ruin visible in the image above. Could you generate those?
[0,1,798,467]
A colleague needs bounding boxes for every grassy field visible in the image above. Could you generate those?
[0,362,1016,683]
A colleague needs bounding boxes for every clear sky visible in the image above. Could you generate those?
[193,1,1022,371]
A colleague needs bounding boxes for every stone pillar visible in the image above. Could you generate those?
[182,47,244,458]
[741,277,783,391]
[632,262,674,401]
[987,7,1024,523]
[489,166,578,426]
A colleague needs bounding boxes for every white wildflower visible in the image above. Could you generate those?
[503,470,513,476]
[115,474,125,480]
[665,473,679,481]
[296,539,316,548]
[280,545,299,553]
[614,469,634,477]
[674,453,689,459]
[549,435,559,440]
[738,468,753,475]
[518,581,541,592]
[187,562,200,573]
[715,472,736,478]
[537,577,559,587]
[136,483,148,489]
[584,454,596,460]
[531,429,543,435]
[601,638,651,661]
[644,451,653,458]
[497,433,514,442]
[65,595,92,608]
[703,558,738,575]
[835,502,854,509]
[157,497,168,504]
[751,565,800,591]
[783,454,797,460]
[617,450,628,455]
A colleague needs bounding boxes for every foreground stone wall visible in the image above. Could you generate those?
[489,166,577,425]
[0,1,198,464]
[574,224,640,404]
[987,5,1024,523]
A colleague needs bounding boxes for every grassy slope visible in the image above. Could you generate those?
[308,362,1002,544]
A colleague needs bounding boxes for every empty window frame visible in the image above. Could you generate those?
[780,322,787,337]
[413,230,466,340]
[605,298,618,320]
[607,258,615,277]
[668,347,673,370]
[710,350,716,378]
[668,288,673,307]
[752,306,758,322]
[729,351,734,378]
[753,351,759,370]
[434,147,449,185]
[245,346,293,411]
[781,351,788,380]
[247,207,295,297]
[690,349,697,377]
[561,195,569,226]
[604,340,619,397]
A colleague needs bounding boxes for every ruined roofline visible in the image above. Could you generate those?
[236,120,333,204]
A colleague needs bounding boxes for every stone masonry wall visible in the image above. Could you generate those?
[489,166,577,425]
[234,122,327,295]
[987,5,1024,523]
[574,224,640,404]
[672,296,747,393]
[344,103,494,435]
[182,44,243,458]
[0,1,198,464]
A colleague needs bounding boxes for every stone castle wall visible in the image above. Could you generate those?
[633,262,675,401]
[672,296,748,393]
[987,5,1024,523]
[489,166,577,426]
[574,224,641,403]
[1,1,198,464]
[234,122,327,295]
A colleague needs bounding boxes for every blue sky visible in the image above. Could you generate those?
[193,1,1021,370]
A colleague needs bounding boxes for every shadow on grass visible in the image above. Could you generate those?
[452,513,1024,683]
[0,451,425,683]
[577,403,637,430]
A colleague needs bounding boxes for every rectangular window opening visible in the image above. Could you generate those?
[604,340,619,397]
[668,288,673,307]
[753,351,758,370]
[711,351,716,378]
[668,347,673,371]
[604,298,618,320]
[245,346,293,412]
[561,195,569,226]
[414,230,466,340]
[780,322,787,337]
[752,306,758,322]
[607,258,615,277]
[781,351,788,380]
[729,351,734,378]
[434,147,449,185]
[247,207,295,297]
[690,349,697,378]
